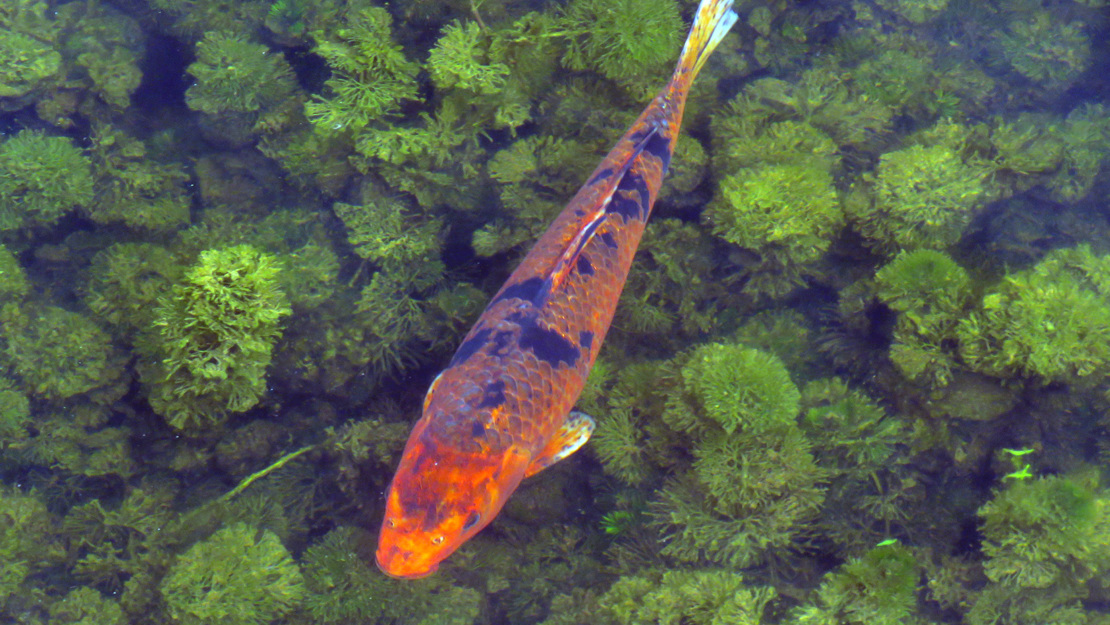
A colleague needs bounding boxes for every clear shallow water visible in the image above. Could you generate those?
[0,0,1108,623]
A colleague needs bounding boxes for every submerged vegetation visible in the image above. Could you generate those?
[1,0,1109,623]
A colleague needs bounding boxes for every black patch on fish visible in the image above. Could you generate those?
[471,420,485,437]
[519,318,579,368]
[644,131,672,172]
[587,167,613,186]
[450,327,491,367]
[607,169,651,221]
[492,276,545,305]
[607,194,644,221]
[599,231,618,249]
[579,330,594,351]
[490,330,515,358]
[576,254,594,276]
[477,379,507,408]
[462,511,481,530]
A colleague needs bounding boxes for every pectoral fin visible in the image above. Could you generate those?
[524,410,595,478]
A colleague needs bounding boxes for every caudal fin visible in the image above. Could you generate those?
[676,0,738,81]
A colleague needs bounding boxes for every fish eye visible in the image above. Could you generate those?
[386,518,396,529]
[431,535,445,545]
[462,511,481,531]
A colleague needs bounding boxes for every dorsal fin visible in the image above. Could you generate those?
[535,128,658,304]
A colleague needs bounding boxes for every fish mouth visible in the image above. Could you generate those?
[375,547,439,579]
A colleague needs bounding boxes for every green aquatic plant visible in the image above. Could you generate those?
[789,542,920,625]
[63,488,172,593]
[145,245,291,434]
[559,0,683,87]
[304,6,420,133]
[300,526,480,624]
[333,199,443,273]
[654,344,824,568]
[428,21,510,95]
[1045,103,1110,203]
[185,31,298,132]
[0,130,94,232]
[965,469,1110,624]
[85,242,181,333]
[977,471,1110,591]
[0,243,27,300]
[799,378,918,553]
[160,522,306,625]
[667,343,801,437]
[278,241,339,310]
[615,219,724,339]
[590,360,678,486]
[0,486,63,606]
[0,303,121,400]
[265,0,307,38]
[0,27,60,100]
[706,161,844,298]
[995,10,1090,93]
[875,0,950,24]
[847,142,989,253]
[985,112,1066,194]
[0,377,30,446]
[87,125,191,231]
[956,245,1110,384]
[597,568,776,625]
[873,249,972,384]
[49,586,124,625]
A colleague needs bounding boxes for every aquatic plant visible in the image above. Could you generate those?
[300,526,480,624]
[86,125,191,231]
[160,522,305,625]
[560,0,683,88]
[0,303,121,400]
[847,142,989,253]
[873,249,972,384]
[956,245,1110,384]
[615,219,724,339]
[875,0,950,24]
[428,21,510,95]
[0,130,94,232]
[333,199,443,273]
[0,486,63,607]
[304,6,420,134]
[145,245,290,434]
[1045,103,1110,203]
[49,586,124,625]
[0,5,61,101]
[85,242,181,334]
[596,568,776,625]
[800,378,918,552]
[0,244,26,301]
[994,10,1090,93]
[789,542,920,625]
[653,344,825,568]
[667,343,801,437]
[185,31,299,135]
[963,469,1110,624]
[705,161,844,298]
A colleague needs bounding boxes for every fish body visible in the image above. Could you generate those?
[377,0,738,579]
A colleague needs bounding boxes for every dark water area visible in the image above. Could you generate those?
[1,0,1109,623]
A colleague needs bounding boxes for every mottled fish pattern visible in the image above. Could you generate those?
[377,0,738,579]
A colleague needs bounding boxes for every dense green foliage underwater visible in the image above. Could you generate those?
[2,0,1110,622]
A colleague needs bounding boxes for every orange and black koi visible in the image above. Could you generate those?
[377,0,738,579]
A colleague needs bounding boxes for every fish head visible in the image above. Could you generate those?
[376,416,529,579]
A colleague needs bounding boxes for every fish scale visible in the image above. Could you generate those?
[377,0,739,579]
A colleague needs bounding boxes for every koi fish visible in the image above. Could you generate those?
[376,0,738,579]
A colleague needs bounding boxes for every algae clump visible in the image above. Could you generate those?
[160,523,305,625]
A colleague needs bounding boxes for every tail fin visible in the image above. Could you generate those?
[676,0,738,80]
